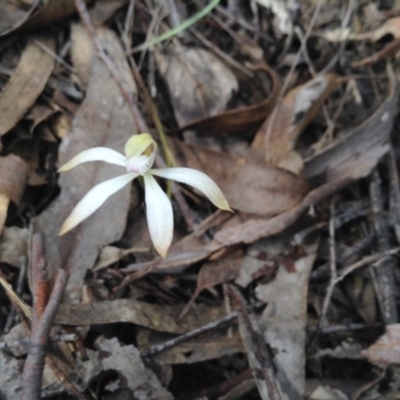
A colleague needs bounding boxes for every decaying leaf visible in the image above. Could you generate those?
[89,0,130,26]
[94,245,149,271]
[170,139,308,215]
[0,350,23,398]
[95,338,173,399]
[35,27,138,302]
[179,251,243,319]
[310,386,349,400]
[254,0,293,35]
[1,0,94,36]
[229,286,286,400]
[157,46,238,126]
[174,64,281,136]
[70,23,94,90]
[256,240,318,397]
[56,299,227,334]
[0,155,30,222]
[361,324,400,368]
[0,227,29,268]
[0,37,56,136]
[248,73,339,173]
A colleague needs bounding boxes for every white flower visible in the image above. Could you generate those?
[58,133,231,258]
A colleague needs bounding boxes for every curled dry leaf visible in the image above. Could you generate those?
[1,0,94,36]
[35,28,138,302]
[174,64,281,136]
[248,73,339,173]
[0,37,56,136]
[361,324,400,368]
[157,46,238,126]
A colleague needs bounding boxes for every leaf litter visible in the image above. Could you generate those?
[2,1,400,399]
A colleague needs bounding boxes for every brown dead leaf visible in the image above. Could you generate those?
[361,324,400,368]
[214,67,398,248]
[174,64,281,136]
[157,46,238,126]
[0,193,8,235]
[0,227,29,268]
[247,73,339,173]
[93,245,149,271]
[70,23,94,90]
[0,0,36,35]
[360,16,400,42]
[228,285,286,400]
[179,251,243,319]
[56,299,227,334]
[170,139,308,215]
[0,37,56,136]
[2,0,94,36]
[256,240,318,397]
[95,338,173,399]
[89,0,130,26]
[324,16,400,43]
[35,28,138,302]
[0,154,30,204]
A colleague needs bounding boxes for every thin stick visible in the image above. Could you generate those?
[142,312,238,357]
[21,269,69,400]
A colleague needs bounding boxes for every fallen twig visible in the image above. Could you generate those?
[21,233,69,400]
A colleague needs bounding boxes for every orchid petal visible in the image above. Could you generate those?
[143,174,173,258]
[124,133,157,159]
[58,147,126,172]
[59,173,137,235]
[150,168,232,211]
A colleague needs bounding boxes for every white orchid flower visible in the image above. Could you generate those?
[58,133,231,258]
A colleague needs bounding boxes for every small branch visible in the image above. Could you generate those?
[21,266,69,400]
[369,169,398,323]
[142,311,238,358]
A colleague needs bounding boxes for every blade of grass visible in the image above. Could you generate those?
[129,0,220,53]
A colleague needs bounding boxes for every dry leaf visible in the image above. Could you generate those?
[95,338,173,399]
[35,28,138,302]
[0,37,56,136]
[89,0,130,26]
[248,74,339,172]
[170,139,308,215]
[70,23,94,90]
[256,240,317,397]
[157,46,238,126]
[179,252,242,319]
[2,0,94,36]
[56,299,227,334]
[175,64,281,136]
[361,324,400,368]
[0,227,28,268]
[94,245,149,271]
